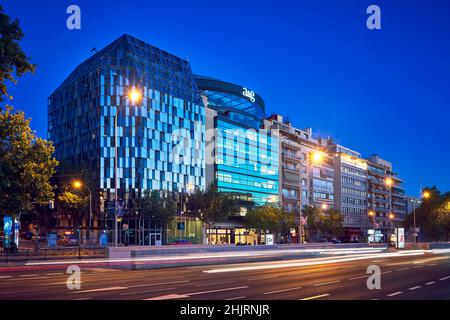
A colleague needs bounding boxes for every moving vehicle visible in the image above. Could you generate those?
[169,239,192,245]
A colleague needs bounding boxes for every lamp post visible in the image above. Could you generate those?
[72,180,92,241]
[179,183,194,240]
[385,177,394,234]
[413,190,430,243]
[114,88,141,247]
[297,151,324,244]
[368,210,375,244]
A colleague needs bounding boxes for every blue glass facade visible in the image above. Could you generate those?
[196,76,279,207]
[48,35,205,227]
[215,119,279,205]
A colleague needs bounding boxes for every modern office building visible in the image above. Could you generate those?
[268,114,334,242]
[366,155,407,242]
[196,76,279,244]
[48,34,410,246]
[328,143,369,242]
[48,34,206,245]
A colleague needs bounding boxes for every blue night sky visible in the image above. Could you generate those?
[2,0,450,195]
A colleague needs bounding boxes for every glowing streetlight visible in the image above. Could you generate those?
[71,180,92,240]
[422,191,431,199]
[389,213,395,220]
[72,180,82,189]
[321,203,328,210]
[368,210,375,217]
[311,151,324,163]
[128,88,142,104]
[112,86,142,246]
[385,177,393,187]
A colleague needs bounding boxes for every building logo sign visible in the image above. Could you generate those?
[242,88,256,103]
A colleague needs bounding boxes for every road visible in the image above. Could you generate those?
[1,250,450,300]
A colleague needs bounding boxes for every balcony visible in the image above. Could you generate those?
[282,153,302,162]
[283,193,299,200]
[282,165,300,174]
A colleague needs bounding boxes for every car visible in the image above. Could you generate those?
[332,239,342,244]
[169,239,192,245]
[58,234,79,246]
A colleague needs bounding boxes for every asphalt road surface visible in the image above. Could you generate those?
[1,251,450,300]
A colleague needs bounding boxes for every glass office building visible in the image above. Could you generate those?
[195,76,279,244]
[48,34,205,244]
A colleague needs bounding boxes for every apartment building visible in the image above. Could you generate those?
[366,155,407,242]
[268,114,334,242]
[328,143,369,242]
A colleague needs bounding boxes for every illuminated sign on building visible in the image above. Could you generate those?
[242,88,256,103]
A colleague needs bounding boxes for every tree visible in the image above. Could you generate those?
[303,205,321,242]
[303,205,344,242]
[0,5,35,101]
[246,204,295,243]
[321,209,344,239]
[404,187,450,241]
[57,190,87,227]
[187,182,238,228]
[139,190,177,227]
[52,160,93,228]
[0,106,58,217]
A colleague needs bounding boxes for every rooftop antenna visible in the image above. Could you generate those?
[185,56,189,62]
[91,47,98,55]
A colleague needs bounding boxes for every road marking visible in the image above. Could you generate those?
[349,275,368,280]
[425,281,435,285]
[263,286,302,295]
[429,263,437,266]
[72,286,127,294]
[0,276,12,279]
[120,287,176,296]
[226,296,246,300]
[0,289,46,295]
[408,286,421,291]
[6,276,50,281]
[19,274,39,277]
[387,291,403,297]
[40,281,83,286]
[195,281,235,287]
[313,280,340,287]
[397,268,410,271]
[72,297,92,300]
[128,280,189,288]
[439,276,450,281]
[144,294,190,300]
[187,286,249,296]
[300,293,330,300]
[380,271,392,275]
[413,266,424,269]
[45,273,63,276]
[247,275,278,281]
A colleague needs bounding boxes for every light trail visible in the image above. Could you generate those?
[203,251,425,274]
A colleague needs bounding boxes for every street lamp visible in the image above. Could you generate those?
[297,150,325,244]
[385,177,394,232]
[113,88,142,247]
[368,210,376,244]
[411,190,431,244]
[179,183,194,240]
[72,180,92,241]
